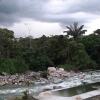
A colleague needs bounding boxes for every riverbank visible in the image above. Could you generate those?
[0,71,47,86]
[0,68,100,87]
[0,69,99,96]
[0,69,99,100]
[0,68,77,86]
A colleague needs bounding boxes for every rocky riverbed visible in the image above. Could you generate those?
[0,68,76,86]
[0,68,100,100]
[0,68,100,88]
[0,68,99,93]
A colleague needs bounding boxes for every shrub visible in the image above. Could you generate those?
[58,64,75,71]
[66,41,97,70]
[0,58,28,74]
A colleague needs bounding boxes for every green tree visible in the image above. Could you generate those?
[64,22,87,39]
[0,58,28,74]
[46,35,68,65]
[0,28,14,58]
[23,49,53,71]
[94,29,100,35]
[66,41,96,70]
[80,34,100,68]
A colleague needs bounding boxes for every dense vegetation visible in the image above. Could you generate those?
[0,23,100,73]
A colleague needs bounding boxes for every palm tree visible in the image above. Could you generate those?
[64,22,87,39]
[94,29,100,35]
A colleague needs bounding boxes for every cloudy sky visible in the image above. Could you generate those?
[0,0,100,37]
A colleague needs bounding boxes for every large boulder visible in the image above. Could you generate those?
[58,68,64,71]
[48,67,56,74]
[48,67,70,82]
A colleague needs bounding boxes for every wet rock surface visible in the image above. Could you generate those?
[84,95,100,100]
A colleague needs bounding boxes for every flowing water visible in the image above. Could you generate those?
[0,70,100,100]
[52,82,100,97]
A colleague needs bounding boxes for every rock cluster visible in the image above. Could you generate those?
[47,67,75,83]
[0,67,76,86]
[0,67,79,86]
[0,71,41,86]
[0,67,99,86]
[48,67,69,77]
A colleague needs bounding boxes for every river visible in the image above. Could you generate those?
[0,70,100,100]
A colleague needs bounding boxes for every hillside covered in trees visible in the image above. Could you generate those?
[0,23,100,74]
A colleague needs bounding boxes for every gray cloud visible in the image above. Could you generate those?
[0,0,100,26]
